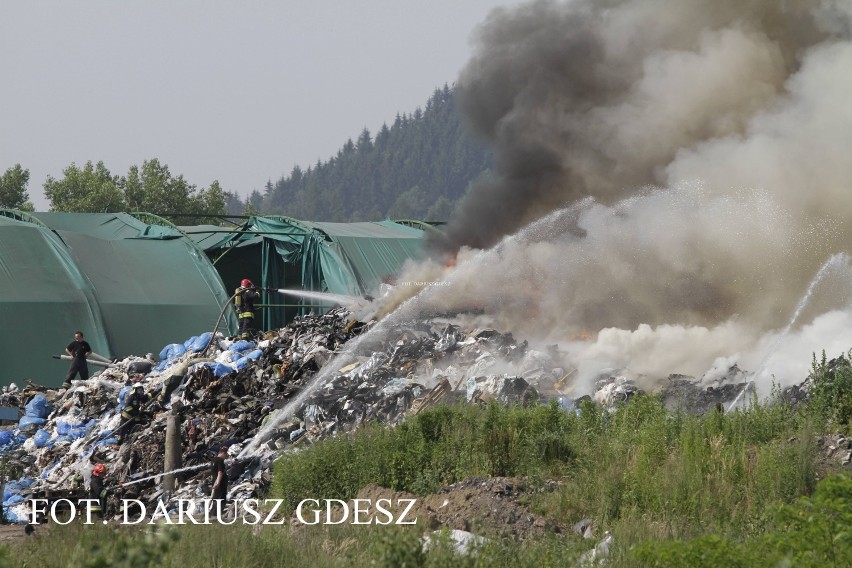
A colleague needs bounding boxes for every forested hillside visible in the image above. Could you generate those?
[237,85,493,222]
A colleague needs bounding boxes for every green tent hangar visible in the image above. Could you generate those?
[0,210,236,387]
[183,216,426,329]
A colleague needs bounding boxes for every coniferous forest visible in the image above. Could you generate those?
[232,85,493,222]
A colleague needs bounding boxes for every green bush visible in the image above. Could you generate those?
[808,351,852,434]
[272,402,578,512]
[629,473,852,568]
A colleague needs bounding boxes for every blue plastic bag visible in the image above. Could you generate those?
[0,430,13,446]
[229,340,255,353]
[2,494,24,507]
[25,394,51,418]
[244,349,263,361]
[189,332,213,352]
[56,419,83,436]
[67,419,99,440]
[118,384,133,410]
[158,343,186,361]
[3,478,34,502]
[213,362,235,377]
[18,415,46,429]
[33,429,51,448]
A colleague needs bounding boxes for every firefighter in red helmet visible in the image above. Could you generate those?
[90,463,108,519]
[234,279,260,339]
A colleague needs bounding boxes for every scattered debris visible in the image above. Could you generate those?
[422,529,489,555]
[0,307,814,525]
[579,530,613,566]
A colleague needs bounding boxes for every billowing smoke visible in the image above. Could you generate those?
[437,0,849,251]
[386,0,852,392]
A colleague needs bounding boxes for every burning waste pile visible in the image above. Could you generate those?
[0,303,818,525]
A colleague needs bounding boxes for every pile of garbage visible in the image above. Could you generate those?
[0,309,572,523]
[0,307,782,524]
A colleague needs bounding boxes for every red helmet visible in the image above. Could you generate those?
[93,463,107,477]
[241,279,253,288]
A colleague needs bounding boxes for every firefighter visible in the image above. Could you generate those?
[234,278,260,340]
[89,463,108,519]
[63,330,92,388]
[115,383,151,442]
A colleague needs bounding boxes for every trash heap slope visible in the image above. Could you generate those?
[1,307,786,523]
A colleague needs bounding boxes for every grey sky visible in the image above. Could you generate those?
[0,0,522,210]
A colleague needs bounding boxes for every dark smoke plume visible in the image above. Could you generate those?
[434,0,837,252]
[389,0,852,391]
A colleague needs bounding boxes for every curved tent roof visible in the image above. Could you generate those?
[1,211,235,387]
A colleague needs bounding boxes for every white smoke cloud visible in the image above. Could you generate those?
[384,0,852,396]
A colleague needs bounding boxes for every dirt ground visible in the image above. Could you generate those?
[0,523,37,543]
[354,476,564,539]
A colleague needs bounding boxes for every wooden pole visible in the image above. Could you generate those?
[163,414,182,492]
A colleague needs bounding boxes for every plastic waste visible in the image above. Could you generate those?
[244,349,263,361]
[193,361,236,378]
[33,429,51,448]
[18,415,46,429]
[117,385,132,410]
[229,340,255,353]
[158,343,186,361]
[25,394,51,419]
[188,332,213,352]
[0,430,14,446]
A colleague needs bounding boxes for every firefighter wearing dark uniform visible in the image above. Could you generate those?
[64,331,92,388]
[90,463,108,519]
[234,279,260,340]
[115,383,151,442]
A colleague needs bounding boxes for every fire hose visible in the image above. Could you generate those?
[200,287,280,357]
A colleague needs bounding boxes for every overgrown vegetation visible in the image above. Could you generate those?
[273,402,576,507]
[809,350,852,435]
[6,355,852,567]
[272,395,820,541]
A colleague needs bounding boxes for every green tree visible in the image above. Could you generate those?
[44,158,228,224]
[224,190,245,215]
[44,161,124,212]
[121,159,226,224]
[0,164,34,211]
[356,127,373,154]
[188,179,227,224]
[425,196,455,221]
[247,189,264,212]
[388,186,426,219]
[261,84,492,221]
[122,159,191,214]
[243,201,260,217]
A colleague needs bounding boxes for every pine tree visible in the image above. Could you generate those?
[261,85,492,222]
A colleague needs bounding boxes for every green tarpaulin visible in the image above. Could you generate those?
[0,212,236,387]
[185,217,426,329]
